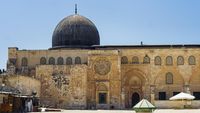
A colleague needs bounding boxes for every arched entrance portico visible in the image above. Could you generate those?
[122,69,148,108]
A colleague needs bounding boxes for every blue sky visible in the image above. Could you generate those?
[1,0,200,69]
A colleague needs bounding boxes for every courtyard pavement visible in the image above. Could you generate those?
[31,109,200,113]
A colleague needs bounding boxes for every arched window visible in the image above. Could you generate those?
[177,56,184,65]
[166,72,173,84]
[75,57,81,64]
[21,57,28,66]
[57,57,64,65]
[121,56,128,64]
[49,57,55,65]
[132,56,139,64]
[143,55,150,64]
[155,56,161,65]
[40,57,46,65]
[166,56,173,65]
[66,57,72,65]
[188,56,196,65]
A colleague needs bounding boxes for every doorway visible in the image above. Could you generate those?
[98,93,107,104]
[132,92,140,107]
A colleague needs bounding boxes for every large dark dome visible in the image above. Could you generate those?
[52,14,100,48]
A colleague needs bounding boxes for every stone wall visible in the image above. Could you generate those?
[36,65,87,109]
[87,50,121,109]
[119,48,200,101]
[6,46,200,109]
[8,48,89,68]
[0,75,41,96]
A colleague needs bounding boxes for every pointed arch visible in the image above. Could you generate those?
[21,57,28,66]
[188,55,196,65]
[143,55,150,64]
[132,56,139,64]
[121,56,128,64]
[66,57,72,65]
[75,56,81,64]
[40,57,47,65]
[177,56,184,65]
[49,57,55,65]
[166,56,173,65]
[57,57,64,65]
[155,56,161,65]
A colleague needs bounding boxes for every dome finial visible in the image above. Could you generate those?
[75,4,77,14]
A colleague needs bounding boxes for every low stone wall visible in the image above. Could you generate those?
[154,100,200,109]
[191,100,200,108]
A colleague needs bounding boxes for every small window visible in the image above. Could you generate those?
[66,57,72,65]
[57,57,64,65]
[166,72,173,84]
[159,92,166,100]
[21,57,28,66]
[99,93,107,104]
[121,56,128,64]
[177,56,184,65]
[188,56,196,65]
[49,57,55,65]
[173,92,180,96]
[143,55,150,64]
[166,56,173,65]
[155,56,161,65]
[75,56,81,64]
[40,57,46,65]
[193,92,200,100]
[132,56,139,64]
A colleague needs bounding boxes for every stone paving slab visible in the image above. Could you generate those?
[31,109,200,113]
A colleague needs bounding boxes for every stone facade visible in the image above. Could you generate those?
[36,65,87,109]
[3,46,200,109]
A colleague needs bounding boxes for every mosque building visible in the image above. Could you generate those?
[3,7,200,109]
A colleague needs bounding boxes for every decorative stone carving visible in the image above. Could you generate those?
[52,72,69,90]
[94,58,111,75]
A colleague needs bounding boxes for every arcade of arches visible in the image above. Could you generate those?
[122,69,149,108]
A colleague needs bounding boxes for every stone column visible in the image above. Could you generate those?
[150,85,155,104]
[184,84,190,94]
[121,88,125,109]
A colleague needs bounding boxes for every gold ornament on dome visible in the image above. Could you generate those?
[94,58,111,75]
